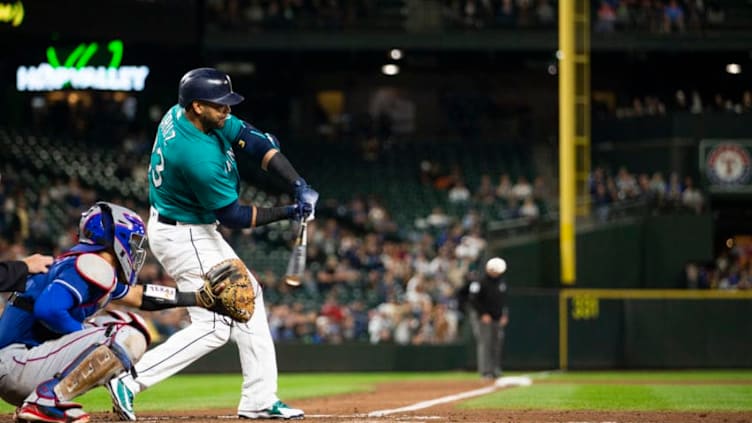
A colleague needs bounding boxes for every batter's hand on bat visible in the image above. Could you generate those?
[294,181,319,221]
[291,203,313,221]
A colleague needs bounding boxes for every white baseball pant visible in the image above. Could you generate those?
[127,209,279,412]
[0,325,146,406]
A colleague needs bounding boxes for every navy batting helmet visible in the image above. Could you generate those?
[178,67,245,107]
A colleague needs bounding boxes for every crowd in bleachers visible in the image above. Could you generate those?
[420,158,552,225]
[605,89,752,119]
[204,0,732,32]
[590,165,704,222]
[0,129,509,345]
[0,178,486,345]
[206,0,387,31]
[595,0,726,33]
[684,237,752,290]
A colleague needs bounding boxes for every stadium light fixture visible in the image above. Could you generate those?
[381,64,400,76]
[726,63,742,75]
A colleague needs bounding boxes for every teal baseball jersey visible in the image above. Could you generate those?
[148,105,244,224]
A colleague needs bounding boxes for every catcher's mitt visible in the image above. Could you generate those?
[196,258,255,323]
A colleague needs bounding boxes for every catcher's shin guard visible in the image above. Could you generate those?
[26,326,147,407]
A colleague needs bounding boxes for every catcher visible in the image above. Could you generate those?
[0,202,241,423]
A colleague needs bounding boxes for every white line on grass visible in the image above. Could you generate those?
[367,373,541,418]
[215,370,554,420]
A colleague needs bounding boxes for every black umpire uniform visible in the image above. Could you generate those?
[0,260,32,292]
[466,260,509,379]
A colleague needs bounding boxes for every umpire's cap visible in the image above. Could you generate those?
[178,67,245,108]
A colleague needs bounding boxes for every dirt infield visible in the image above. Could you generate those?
[8,378,752,422]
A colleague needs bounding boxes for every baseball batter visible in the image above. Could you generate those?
[0,202,223,423]
[108,67,317,420]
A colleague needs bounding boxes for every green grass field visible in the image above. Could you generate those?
[464,371,752,411]
[1,370,751,414]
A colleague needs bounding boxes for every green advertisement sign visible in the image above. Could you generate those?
[16,39,150,92]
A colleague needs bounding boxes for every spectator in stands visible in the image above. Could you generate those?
[369,302,396,344]
[28,209,54,252]
[5,195,30,246]
[461,208,481,231]
[712,93,726,112]
[742,91,752,113]
[592,181,615,222]
[690,91,704,114]
[449,179,472,204]
[455,228,486,264]
[666,172,683,206]
[462,0,493,28]
[495,0,516,27]
[614,0,632,30]
[681,176,703,213]
[596,0,617,32]
[511,175,533,200]
[615,166,639,200]
[426,206,451,229]
[649,171,668,204]
[434,164,463,191]
[474,174,496,205]
[532,175,552,205]
[518,196,540,220]
[705,0,725,26]
[589,166,606,195]
[637,173,655,206]
[535,0,555,26]
[366,196,397,233]
[496,173,514,202]
[516,0,534,27]
[684,261,713,289]
[675,90,689,111]
[431,302,458,344]
[663,0,685,32]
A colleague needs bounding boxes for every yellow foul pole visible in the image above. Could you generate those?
[559,0,576,285]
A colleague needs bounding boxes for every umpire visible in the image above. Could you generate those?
[0,253,53,292]
[468,257,509,380]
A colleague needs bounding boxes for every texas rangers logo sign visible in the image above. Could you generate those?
[705,143,752,186]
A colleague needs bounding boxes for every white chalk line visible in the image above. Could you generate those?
[367,374,540,418]
[161,371,556,420]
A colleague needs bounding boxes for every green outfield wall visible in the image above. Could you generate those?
[499,214,713,288]
[561,290,752,369]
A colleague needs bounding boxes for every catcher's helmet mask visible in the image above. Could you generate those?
[178,67,245,107]
[72,201,147,286]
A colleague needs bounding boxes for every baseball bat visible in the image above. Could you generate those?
[284,219,307,286]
